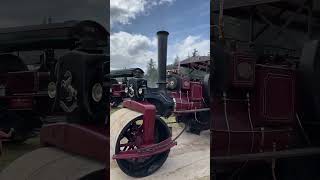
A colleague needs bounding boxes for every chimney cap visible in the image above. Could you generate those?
[157,31,169,36]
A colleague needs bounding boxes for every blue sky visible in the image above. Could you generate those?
[110,0,210,70]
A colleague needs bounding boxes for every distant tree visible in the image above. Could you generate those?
[173,56,180,67]
[145,58,158,87]
[192,49,199,57]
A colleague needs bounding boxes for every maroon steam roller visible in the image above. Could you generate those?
[110,30,211,177]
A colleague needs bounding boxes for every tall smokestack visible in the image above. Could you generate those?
[157,31,169,92]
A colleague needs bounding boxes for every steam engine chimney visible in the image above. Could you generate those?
[157,31,169,92]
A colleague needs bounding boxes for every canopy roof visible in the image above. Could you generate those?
[110,68,144,78]
[212,0,320,32]
[180,56,210,72]
[0,20,109,53]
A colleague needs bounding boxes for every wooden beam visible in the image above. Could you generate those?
[253,8,287,41]
[274,3,308,36]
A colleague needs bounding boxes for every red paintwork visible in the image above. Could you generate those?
[113,137,176,159]
[111,84,126,97]
[254,64,296,125]
[190,82,203,101]
[211,52,296,157]
[182,78,191,89]
[170,81,205,112]
[123,100,156,145]
[113,100,177,160]
[7,97,33,110]
[40,123,108,162]
[6,71,50,93]
[230,52,256,88]
[0,71,51,112]
[110,84,126,107]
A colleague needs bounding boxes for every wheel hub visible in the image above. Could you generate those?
[59,71,78,112]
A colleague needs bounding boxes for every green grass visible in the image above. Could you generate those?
[0,137,40,171]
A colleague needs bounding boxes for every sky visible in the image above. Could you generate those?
[110,0,210,70]
[0,0,108,30]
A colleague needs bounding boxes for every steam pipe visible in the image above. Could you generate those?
[157,31,169,92]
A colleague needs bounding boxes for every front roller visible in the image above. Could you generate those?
[110,101,176,177]
[0,147,106,180]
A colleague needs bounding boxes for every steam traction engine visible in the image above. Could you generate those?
[211,0,320,179]
[110,31,210,177]
[0,20,108,141]
[169,56,210,134]
[0,20,109,180]
[110,68,144,107]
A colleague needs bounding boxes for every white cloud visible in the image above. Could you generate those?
[111,32,209,70]
[110,0,176,25]
[172,36,210,60]
[110,0,147,25]
[110,31,157,70]
[159,0,175,5]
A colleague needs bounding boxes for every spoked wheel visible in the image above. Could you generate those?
[110,108,171,177]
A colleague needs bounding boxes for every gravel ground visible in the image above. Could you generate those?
[110,119,210,180]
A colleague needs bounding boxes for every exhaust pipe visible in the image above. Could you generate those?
[157,31,169,92]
